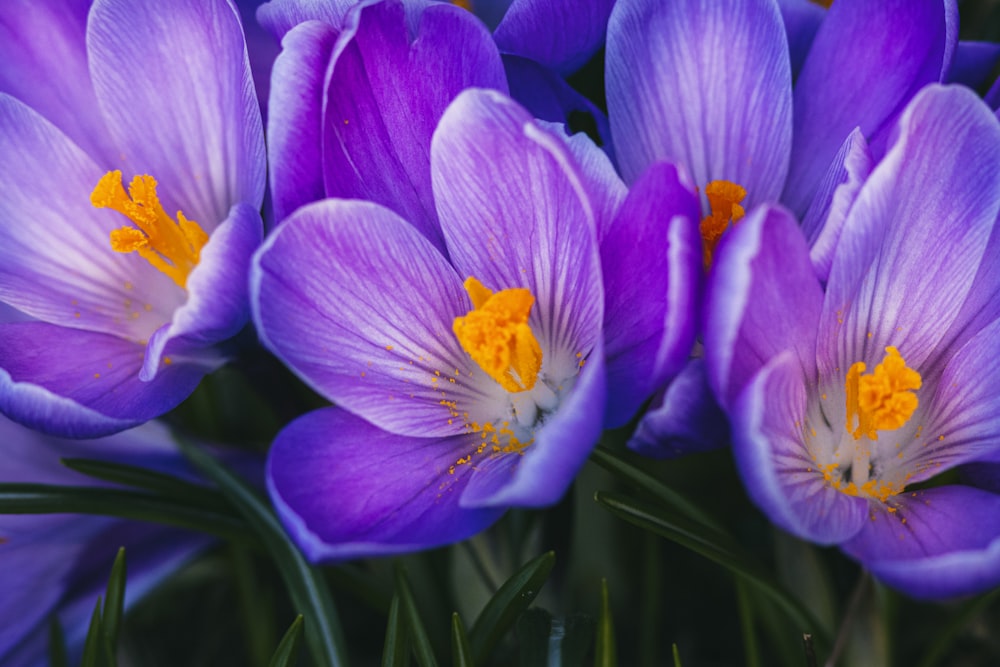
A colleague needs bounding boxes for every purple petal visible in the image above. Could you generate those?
[267,406,504,561]
[251,199,491,438]
[800,128,873,283]
[842,486,1000,599]
[235,0,282,119]
[88,0,265,225]
[776,0,825,78]
[432,89,604,362]
[704,205,823,408]
[782,0,957,214]
[142,202,262,380]
[460,339,606,507]
[257,0,356,40]
[0,323,205,437]
[0,0,115,163]
[321,0,507,251]
[732,353,868,544]
[493,0,615,73]
[628,359,730,459]
[267,20,340,223]
[817,85,1000,379]
[947,41,1000,89]
[606,0,792,205]
[601,162,701,427]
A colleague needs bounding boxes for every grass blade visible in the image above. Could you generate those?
[594,579,616,667]
[451,612,474,667]
[48,617,68,667]
[80,597,104,667]
[61,458,230,510]
[381,594,408,667]
[394,564,439,667]
[101,547,127,667]
[268,615,305,667]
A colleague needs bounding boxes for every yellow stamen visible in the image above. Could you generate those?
[453,277,542,393]
[845,346,922,440]
[91,170,208,289]
[451,0,472,9]
[700,180,746,268]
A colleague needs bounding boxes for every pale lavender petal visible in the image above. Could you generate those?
[493,0,615,73]
[628,359,730,459]
[601,162,700,427]
[817,85,1000,379]
[777,0,825,78]
[947,41,1000,89]
[800,128,873,283]
[783,0,957,214]
[0,324,205,437]
[607,0,792,205]
[321,0,506,251]
[432,89,604,363]
[267,407,503,561]
[267,20,340,223]
[842,486,1000,599]
[89,0,265,225]
[704,205,823,408]
[257,0,356,39]
[251,199,497,438]
[733,353,868,544]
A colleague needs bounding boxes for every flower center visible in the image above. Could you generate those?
[699,180,746,268]
[845,346,922,441]
[91,170,208,289]
[453,276,542,393]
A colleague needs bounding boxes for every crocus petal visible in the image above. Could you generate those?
[776,0,825,78]
[257,0,366,40]
[88,0,265,225]
[432,89,604,362]
[817,85,1000,378]
[783,0,957,214]
[628,359,730,459]
[842,486,1000,599]
[733,353,868,544]
[0,323,204,437]
[493,0,615,73]
[601,162,700,427]
[704,205,823,408]
[0,0,114,163]
[947,41,1000,89]
[606,0,792,204]
[252,198,495,438]
[321,0,507,251]
[267,20,340,223]
[267,407,504,561]
[0,94,181,342]
[800,128,873,283]
[460,339,606,507]
[142,202,263,380]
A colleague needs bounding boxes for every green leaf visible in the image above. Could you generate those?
[451,612,474,667]
[101,547,127,667]
[61,458,231,511]
[80,596,104,667]
[394,564,439,667]
[468,551,555,663]
[594,579,616,667]
[672,644,682,667]
[593,491,828,646]
[48,617,68,667]
[380,594,408,667]
[735,580,760,667]
[174,436,348,667]
[268,615,305,667]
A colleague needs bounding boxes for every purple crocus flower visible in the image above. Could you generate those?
[0,416,225,666]
[704,84,1000,599]
[251,87,698,560]
[0,0,265,437]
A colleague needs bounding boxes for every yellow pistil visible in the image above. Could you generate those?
[845,346,922,440]
[453,277,542,393]
[91,170,208,289]
[700,180,747,268]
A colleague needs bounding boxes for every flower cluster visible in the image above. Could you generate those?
[2,0,1000,662]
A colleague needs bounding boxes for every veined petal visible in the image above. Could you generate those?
[257,0,356,40]
[0,94,181,341]
[432,89,604,364]
[842,486,1000,599]
[0,323,205,437]
[268,20,340,223]
[776,0,825,78]
[704,205,822,409]
[783,0,956,214]
[88,0,266,226]
[606,0,792,205]
[493,0,615,73]
[251,198,498,438]
[267,407,504,562]
[817,85,1000,379]
[601,162,700,427]
[733,353,868,544]
[321,0,507,252]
